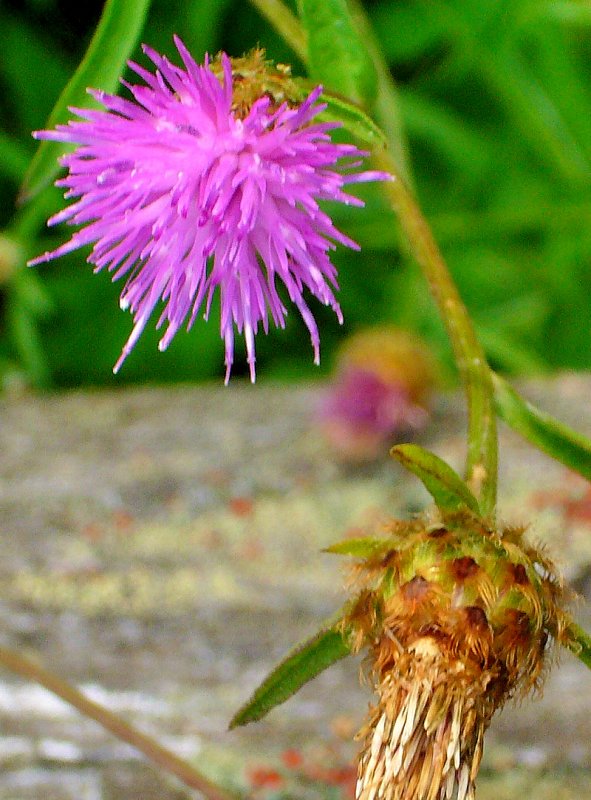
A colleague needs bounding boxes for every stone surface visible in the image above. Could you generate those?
[1,376,591,798]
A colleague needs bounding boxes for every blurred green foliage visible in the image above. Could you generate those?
[1,0,590,387]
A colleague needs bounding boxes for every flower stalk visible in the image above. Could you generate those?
[372,151,498,516]
[0,644,237,800]
[247,0,498,514]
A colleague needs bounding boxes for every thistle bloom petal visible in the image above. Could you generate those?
[29,38,390,381]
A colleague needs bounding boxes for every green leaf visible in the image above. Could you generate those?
[292,79,387,146]
[492,373,591,482]
[318,92,387,147]
[13,269,53,317]
[390,443,481,515]
[0,130,31,183]
[298,0,378,108]
[546,2,591,24]
[324,536,387,558]
[5,289,51,388]
[20,0,153,202]
[229,622,350,728]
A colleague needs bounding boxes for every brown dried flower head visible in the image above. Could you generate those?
[344,511,570,800]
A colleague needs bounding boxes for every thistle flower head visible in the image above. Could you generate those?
[319,327,435,460]
[343,512,570,800]
[30,38,389,381]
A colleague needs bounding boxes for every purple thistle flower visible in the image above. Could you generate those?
[30,37,390,382]
[317,326,434,461]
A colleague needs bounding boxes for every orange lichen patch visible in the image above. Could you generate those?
[247,747,357,800]
[307,764,357,792]
[246,766,285,790]
[281,748,304,769]
[82,522,105,542]
[229,496,254,517]
[531,476,591,525]
[239,537,265,561]
[112,509,135,532]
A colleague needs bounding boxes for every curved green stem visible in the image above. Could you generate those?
[0,645,238,800]
[247,0,497,514]
[373,152,497,516]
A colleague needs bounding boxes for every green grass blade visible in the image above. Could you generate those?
[298,0,378,108]
[0,131,31,183]
[20,0,153,202]
[229,622,350,728]
[493,372,591,481]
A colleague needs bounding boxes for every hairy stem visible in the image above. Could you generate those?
[373,151,498,516]
[564,622,591,671]
[0,645,237,800]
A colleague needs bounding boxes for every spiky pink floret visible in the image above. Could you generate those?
[30,37,390,381]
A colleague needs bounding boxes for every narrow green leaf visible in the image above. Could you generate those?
[292,79,387,146]
[546,2,591,24]
[492,373,591,482]
[0,131,31,183]
[564,622,591,671]
[14,269,54,317]
[20,0,153,202]
[390,443,481,515]
[318,92,387,147]
[324,537,387,558]
[230,623,350,728]
[298,0,378,108]
[6,294,51,388]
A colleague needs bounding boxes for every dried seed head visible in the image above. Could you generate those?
[356,641,492,800]
[345,511,570,800]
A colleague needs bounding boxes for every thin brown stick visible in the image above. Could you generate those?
[0,644,237,800]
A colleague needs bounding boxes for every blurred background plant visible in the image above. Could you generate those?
[2,0,591,388]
